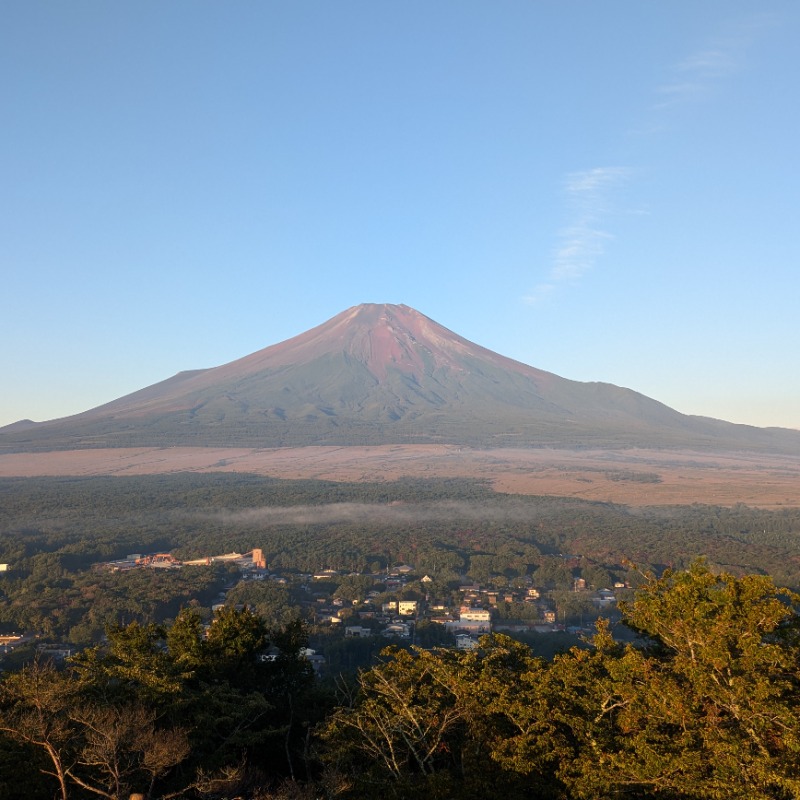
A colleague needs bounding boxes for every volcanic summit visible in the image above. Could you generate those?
[2,303,799,454]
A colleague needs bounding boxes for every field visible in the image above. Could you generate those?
[1,444,799,507]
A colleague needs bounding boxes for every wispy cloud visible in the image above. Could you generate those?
[655,50,736,109]
[524,166,630,305]
[525,13,777,308]
[654,14,775,110]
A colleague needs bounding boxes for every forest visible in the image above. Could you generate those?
[3,474,800,797]
[2,473,800,646]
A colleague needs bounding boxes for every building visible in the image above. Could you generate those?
[300,648,326,675]
[460,608,491,623]
[382,623,411,638]
[345,626,373,638]
[36,643,73,661]
[445,608,491,635]
[593,589,616,607]
[398,600,418,616]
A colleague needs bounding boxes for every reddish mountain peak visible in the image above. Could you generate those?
[329,303,478,381]
[210,302,488,385]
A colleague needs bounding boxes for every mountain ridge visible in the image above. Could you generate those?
[3,303,799,455]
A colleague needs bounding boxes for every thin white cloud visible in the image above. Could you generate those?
[654,14,775,110]
[525,12,777,308]
[524,166,629,305]
[679,49,736,76]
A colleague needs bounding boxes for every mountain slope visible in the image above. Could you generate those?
[2,303,799,454]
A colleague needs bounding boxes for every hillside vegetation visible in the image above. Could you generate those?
[3,564,800,798]
[3,475,800,796]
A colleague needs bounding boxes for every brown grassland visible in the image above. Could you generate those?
[1,445,798,507]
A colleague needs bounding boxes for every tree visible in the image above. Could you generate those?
[0,610,320,797]
[0,659,77,800]
[0,658,190,800]
[533,559,573,590]
[204,605,269,685]
[66,704,189,800]
[323,646,466,787]
[0,732,53,799]
[73,621,181,706]
[533,563,800,799]
[139,724,192,799]
[603,562,800,799]
[454,634,565,797]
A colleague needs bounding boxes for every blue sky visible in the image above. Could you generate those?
[3,2,799,431]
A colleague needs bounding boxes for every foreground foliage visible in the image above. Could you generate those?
[0,609,318,799]
[3,563,800,798]
[323,563,800,800]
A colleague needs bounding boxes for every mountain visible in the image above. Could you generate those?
[2,303,799,454]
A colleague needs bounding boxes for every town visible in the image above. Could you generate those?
[0,544,626,671]
[65,546,626,670]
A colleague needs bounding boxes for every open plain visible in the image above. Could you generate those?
[1,445,799,508]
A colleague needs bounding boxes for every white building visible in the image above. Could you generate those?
[345,626,373,638]
[398,600,418,616]
[445,608,491,635]
[460,608,491,622]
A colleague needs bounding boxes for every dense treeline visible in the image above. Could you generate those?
[3,564,800,798]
